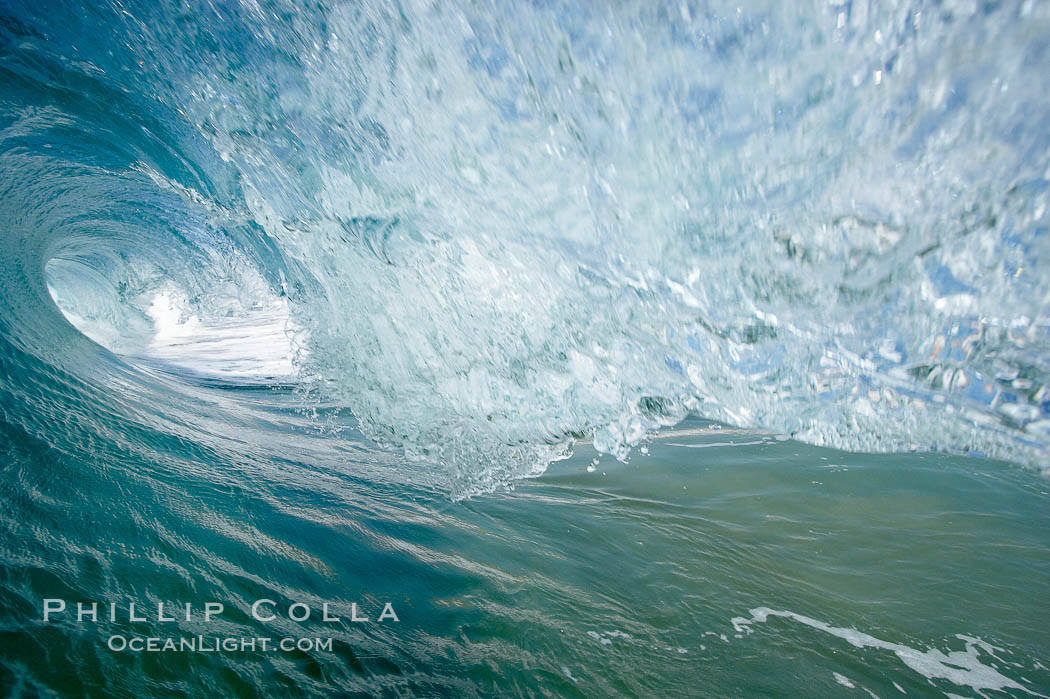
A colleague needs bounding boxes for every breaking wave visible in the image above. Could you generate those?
[2,0,1049,494]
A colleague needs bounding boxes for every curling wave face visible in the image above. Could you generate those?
[2,0,1050,494]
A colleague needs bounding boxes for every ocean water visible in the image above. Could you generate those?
[1,0,1049,696]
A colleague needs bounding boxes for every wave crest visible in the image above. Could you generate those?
[2,0,1049,493]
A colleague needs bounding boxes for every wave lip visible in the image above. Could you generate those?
[1,0,1049,493]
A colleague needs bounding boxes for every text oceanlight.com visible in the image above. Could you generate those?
[107,635,336,653]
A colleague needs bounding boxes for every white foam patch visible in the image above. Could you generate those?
[731,607,1045,697]
[142,290,300,380]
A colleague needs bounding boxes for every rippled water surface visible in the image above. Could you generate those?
[3,397,1049,696]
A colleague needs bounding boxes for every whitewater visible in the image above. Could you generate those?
[1,0,1046,495]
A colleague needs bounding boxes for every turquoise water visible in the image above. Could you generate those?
[2,385,1048,695]
[2,0,1050,695]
